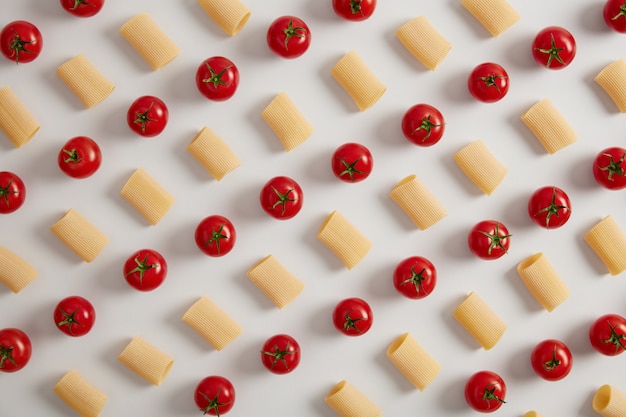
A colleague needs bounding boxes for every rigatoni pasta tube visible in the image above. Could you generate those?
[120,168,175,225]
[595,59,626,113]
[386,332,440,391]
[197,0,251,36]
[56,54,115,109]
[317,210,372,270]
[324,380,382,417]
[522,412,545,417]
[454,140,508,195]
[593,384,626,417]
[453,291,506,350]
[186,127,241,180]
[389,175,447,230]
[461,0,520,37]
[331,50,386,111]
[516,252,569,312]
[261,92,313,151]
[396,16,452,70]
[53,370,106,417]
[521,98,577,154]
[0,86,40,148]
[50,208,108,263]
[118,336,174,386]
[584,215,626,275]
[246,254,305,309]
[0,245,38,293]
[119,13,180,71]
[182,296,242,351]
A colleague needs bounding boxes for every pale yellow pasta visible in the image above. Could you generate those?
[453,291,506,350]
[593,384,626,417]
[584,215,626,275]
[261,92,313,151]
[197,0,251,36]
[386,332,440,391]
[454,140,508,195]
[521,98,577,154]
[50,209,108,263]
[118,336,174,386]
[317,211,372,270]
[389,175,447,230]
[0,86,39,148]
[522,412,544,417]
[0,245,37,293]
[595,59,626,113]
[330,50,386,111]
[53,370,106,417]
[119,13,180,71]
[396,16,452,70]
[56,54,115,109]
[324,380,382,417]
[516,252,570,312]
[120,168,175,225]
[246,254,305,309]
[186,127,240,180]
[461,0,520,37]
[182,296,242,351]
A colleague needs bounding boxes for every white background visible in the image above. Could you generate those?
[1,0,625,416]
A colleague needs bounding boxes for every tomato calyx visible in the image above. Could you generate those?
[343,309,364,334]
[271,186,297,216]
[534,187,569,228]
[534,33,565,68]
[611,3,626,22]
[70,0,95,10]
[126,254,156,285]
[413,115,442,142]
[337,157,365,182]
[602,319,626,354]
[62,148,83,164]
[0,345,17,369]
[542,344,562,371]
[203,224,228,254]
[202,63,232,88]
[480,223,511,256]
[482,384,506,407]
[261,341,296,370]
[0,180,17,206]
[8,29,35,64]
[199,391,231,417]
[476,74,505,93]
[134,102,156,135]
[597,152,626,182]
[400,266,430,296]
[282,19,307,50]
[56,308,83,336]
[350,0,365,15]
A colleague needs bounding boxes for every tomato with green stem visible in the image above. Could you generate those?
[126,95,168,137]
[530,339,573,381]
[468,220,511,260]
[603,0,626,33]
[123,249,168,291]
[0,21,43,64]
[59,0,105,17]
[332,0,377,21]
[0,328,32,373]
[266,16,311,59]
[260,176,303,220]
[593,147,626,190]
[53,295,96,337]
[401,103,445,146]
[331,143,373,183]
[0,171,26,214]
[194,375,235,416]
[260,334,301,374]
[527,186,572,229]
[531,26,576,70]
[196,56,239,101]
[589,313,626,356]
[195,215,236,257]
[57,136,102,179]
[332,297,373,336]
[464,370,506,413]
[392,256,437,300]
[467,62,509,103]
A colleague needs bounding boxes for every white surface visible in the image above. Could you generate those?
[1,1,625,416]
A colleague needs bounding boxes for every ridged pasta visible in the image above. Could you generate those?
[595,59,626,113]
[317,211,372,270]
[396,16,452,70]
[182,296,242,351]
[516,253,570,312]
[0,86,40,148]
[454,140,508,195]
[521,98,577,154]
[53,370,106,417]
[246,254,305,309]
[197,0,251,36]
[461,0,520,37]
[261,92,313,151]
[453,291,506,350]
[386,333,440,391]
[186,127,240,180]
[56,54,115,109]
[584,215,626,275]
[0,245,38,293]
[120,168,175,225]
[593,384,626,417]
[389,175,447,230]
[118,336,174,386]
[324,380,382,417]
[331,50,386,111]
[522,412,544,417]
[119,13,180,71]
[50,208,108,263]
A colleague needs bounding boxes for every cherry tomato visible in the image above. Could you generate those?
[332,0,377,21]
[331,143,373,183]
[531,26,576,70]
[195,56,239,101]
[392,256,437,300]
[260,334,301,374]
[266,16,311,59]
[0,171,26,214]
[530,339,573,381]
[59,0,105,17]
[123,249,168,291]
[603,0,626,33]
[592,147,626,190]
[467,62,510,103]
[401,103,445,147]
[259,176,303,220]
[468,220,511,260]
[126,95,168,137]
[195,215,236,257]
[57,136,102,179]
[464,370,506,413]
[332,297,373,336]
[0,21,43,64]
[0,328,32,373]
[194,375,235,416]
[589,313,626,356]
[53,295,96,337]
[527,186,572,229]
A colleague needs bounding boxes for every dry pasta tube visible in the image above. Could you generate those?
[186,127,241,180]
[595,59,626,113]
[396,16,452,70]
[317,211,372,270]
[56,54,115,109]
[118,336,174,386]
[389,175,447,230]
[120,168,175,225]
[0,86,40,148]
[386,332,440,391]
[324,380,382,417]
[584,215,626,275]
[50,208,108,263]
[0,245,38,293]
[461,0,520,37]
[454,140,507,195]
[119,13,180,71]
[593,384,626,417]
[453,291,506,350]
[522,412,544,417]
[330,50,386,111]
[197,0,251,36]
[261,92,313,151]
[182,296,242,351]
[521,98,577,154]
[516,252,570,312]
[53,370,106,417]
[246,254,305,309]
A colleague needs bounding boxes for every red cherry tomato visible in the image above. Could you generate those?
[259,176,303,220]
[260,334,301,374]
[0,328,32,373]
[392,256,437,300]
[195,215,236,257]
[332,297,373,336]
[467,62,510,103]
[57,136,102,179]
[0,20,43,64]
[332,0,377,21]
[59,0,105,17]
[0,171,26,214]
[527,186,572,229]
[468,220,511,260]
[53,295,96,337]
[194,375,235,416]
[331,143,373,183]
[464,370,506,413]
[592,147,626,190]
[589,313,626,356]
[126,95,168,137]
[530,339,573,381]
[266,16,311,59]
[531,26,576,70]
[195,56,239,101]
[401,103,445,146]
[603,0,626,33]
[123,249,168,291]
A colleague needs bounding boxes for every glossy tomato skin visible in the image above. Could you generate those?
[530,339,573,381]
[53,295,96,337]
[195,215,236,257]
[401,103,445,146]
[392,256,437,300]
[467,62,509,103]
[259,176,303,220]
[0,21,43,64]
[57,136,102,179]
[266,16,311,59]
[464,370,506,413]
[126,95,168,137]
[196,56,239,101]
[0,171,26,214]
[194,375,235,416]
[589,313,626,356]
[59,0,105,17]
[593,147,626,190]
[332,0,377,21]
[468,220,511,260]
[331,143,373,183]
[332,297,373,336]
[260,334,301,374]
[531,26,576,70]
[0,328,32,373]
[123,249,168,291]
[527,186,572,229]
[604,0,626,33]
